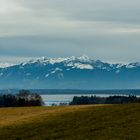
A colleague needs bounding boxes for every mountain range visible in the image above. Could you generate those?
[0,55,140,89]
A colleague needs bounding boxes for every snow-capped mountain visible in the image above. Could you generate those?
[0,55,140,89]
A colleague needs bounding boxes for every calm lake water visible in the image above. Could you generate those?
[41,94,140,106]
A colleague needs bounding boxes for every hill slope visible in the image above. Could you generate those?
[0,104,140,140]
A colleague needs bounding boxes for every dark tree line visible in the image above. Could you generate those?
[0,90,43,107]
[70,95,140,105]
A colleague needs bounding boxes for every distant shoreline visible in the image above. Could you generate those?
[1,89,140,96]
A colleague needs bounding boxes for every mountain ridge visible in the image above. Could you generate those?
[0,55,140,89]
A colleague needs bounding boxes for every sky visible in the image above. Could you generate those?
[0,0,140,64]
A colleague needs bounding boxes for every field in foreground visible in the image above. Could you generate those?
[0,104,140,140]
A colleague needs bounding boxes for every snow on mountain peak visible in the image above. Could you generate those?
[126,62,140,68]
[77,55,90,61]
[72,63,93,70]
[21,55,91,66]
[0,63,16,68]
[9,55,140,72]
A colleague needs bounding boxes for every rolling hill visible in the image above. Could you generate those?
[0,104,140,140]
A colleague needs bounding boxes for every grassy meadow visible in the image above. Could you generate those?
[0,104,140,140]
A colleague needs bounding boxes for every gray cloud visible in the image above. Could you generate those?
[0,0,140,63]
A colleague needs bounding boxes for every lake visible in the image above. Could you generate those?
[41,93,140,106]
[1,89,139,106]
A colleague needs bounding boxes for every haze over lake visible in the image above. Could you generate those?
[41,93,140,106]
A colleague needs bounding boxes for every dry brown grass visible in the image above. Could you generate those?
[0,104,140,140]
[0,105,102,127]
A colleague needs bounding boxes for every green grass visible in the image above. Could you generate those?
[0,104,140,140]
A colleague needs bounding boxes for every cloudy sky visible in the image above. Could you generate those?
[0,0,140,63]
